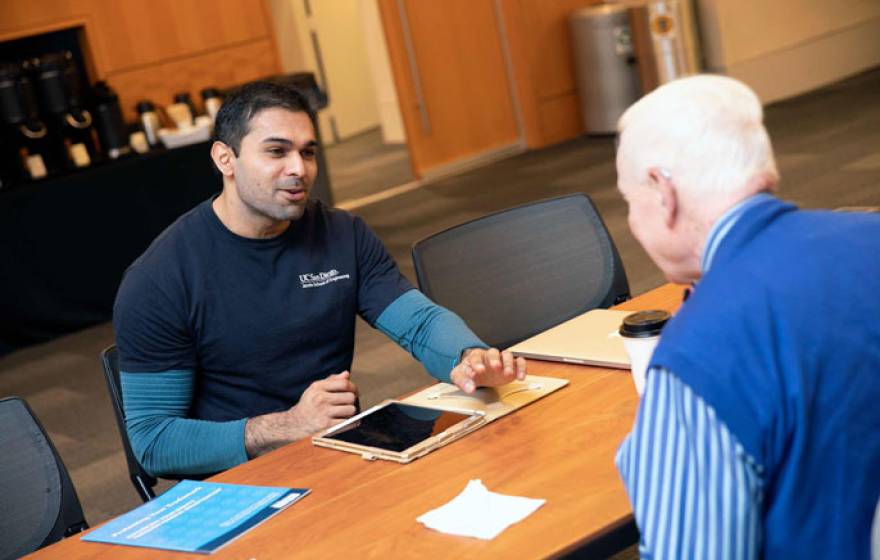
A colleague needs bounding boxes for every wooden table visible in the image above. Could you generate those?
[29,283,684,559]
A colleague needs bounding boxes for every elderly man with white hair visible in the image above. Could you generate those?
[613,74,880,559]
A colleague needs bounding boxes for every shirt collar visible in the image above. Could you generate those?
[701,193,775,274]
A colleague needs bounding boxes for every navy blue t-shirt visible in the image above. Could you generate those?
[113,198,412,422]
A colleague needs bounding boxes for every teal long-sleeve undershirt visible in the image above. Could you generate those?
[374,289,487,383]
[121,289,488,477]
[120,371,248,477]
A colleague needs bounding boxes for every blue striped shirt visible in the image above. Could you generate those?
[616,368,764,559]
[616,194,773,558]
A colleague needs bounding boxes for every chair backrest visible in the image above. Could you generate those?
[100,345,157,502]
[412,194,630,350]
[0,396,88,558]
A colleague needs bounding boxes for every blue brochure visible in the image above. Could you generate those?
[82,480,309,553]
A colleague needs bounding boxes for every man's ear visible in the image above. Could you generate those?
[648,167,678,229]
[210,141,235,177]
[746,171,779,195]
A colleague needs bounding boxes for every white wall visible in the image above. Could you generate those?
[267,0,382,144]
[696,0,880,103]
[266,0,306,71]
[358,0,406,143]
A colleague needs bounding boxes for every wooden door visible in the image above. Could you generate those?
[378,0,522,179]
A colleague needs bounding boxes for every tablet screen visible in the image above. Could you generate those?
[322,402,475,452]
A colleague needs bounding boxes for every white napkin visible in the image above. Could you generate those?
[417,479,546,540]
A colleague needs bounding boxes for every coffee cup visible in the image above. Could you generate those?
[619,310,670,395]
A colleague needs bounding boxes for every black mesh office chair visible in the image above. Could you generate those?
[412,194,630,350]
[0,396,88,559]
[100,345,157,502]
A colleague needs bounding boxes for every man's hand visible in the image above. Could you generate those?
[288,371,358,434]
[245,371,358,457]
[451,348,527,393]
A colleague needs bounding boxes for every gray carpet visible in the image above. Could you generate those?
[326,127,413,204]
[0,68,877,530]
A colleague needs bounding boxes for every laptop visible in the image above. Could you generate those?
[507,309,632,369]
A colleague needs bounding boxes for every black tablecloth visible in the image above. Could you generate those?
[0,142,220,355]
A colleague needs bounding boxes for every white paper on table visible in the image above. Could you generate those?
[416,479,546,540]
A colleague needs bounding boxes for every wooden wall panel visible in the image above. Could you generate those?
[500,0,603,148]
[91,0,272,74]
[378,0,520,176]
[0,1,88,38]
[0,0,281,123]
[496,0,542,148]
[520,0,603,99]
[109,39,279,122]
[536,94,584,147]
[378,0,606,170]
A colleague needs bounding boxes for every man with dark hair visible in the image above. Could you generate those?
[113,81,526,477]
[212,81,312,157]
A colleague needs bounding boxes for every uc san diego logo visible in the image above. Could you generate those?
[299,269,351,288]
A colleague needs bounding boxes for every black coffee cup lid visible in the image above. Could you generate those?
[620,310,670,338]
[136,100,155,113]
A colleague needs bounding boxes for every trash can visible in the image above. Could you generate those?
[569,4,641,134]
[629,0,702,92]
